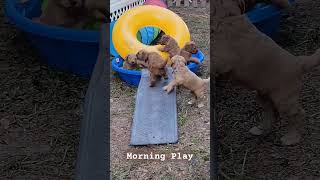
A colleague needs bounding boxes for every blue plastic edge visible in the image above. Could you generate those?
[4,0,99,42]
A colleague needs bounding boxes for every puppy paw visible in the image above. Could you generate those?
[280,132,301,146]
[157,46,164,51]
[149,83,155,87]
[249,126,264,136]
[163,85,171,92]
[163,85,168,91]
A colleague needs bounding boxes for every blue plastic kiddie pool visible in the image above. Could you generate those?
[112,50,205,87]
[5,0,99,77]
[247,0,295,39]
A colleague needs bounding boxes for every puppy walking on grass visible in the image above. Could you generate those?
[163,55,209,108]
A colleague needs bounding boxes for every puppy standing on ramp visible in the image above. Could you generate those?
[136,50,168,87]
[163,55,209,108]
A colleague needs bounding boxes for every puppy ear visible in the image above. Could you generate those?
[136,51,142,58]
[171,62,178,69]
[143,51,149,61]
[182,58,187,64]
[191,42,197,48]
[125,55,129,62]
[169,59,175,67]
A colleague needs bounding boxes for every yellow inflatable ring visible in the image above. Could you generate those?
[112,5,190,60]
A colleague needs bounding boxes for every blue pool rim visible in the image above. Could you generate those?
[247,3,279,23]
[246,0,295,23]
[4,0,99,42]
[111,50,205,86]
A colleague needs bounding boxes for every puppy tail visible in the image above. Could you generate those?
[299,48,320,72]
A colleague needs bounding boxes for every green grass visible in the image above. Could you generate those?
[178,115,188,126]
[161,174,176,180]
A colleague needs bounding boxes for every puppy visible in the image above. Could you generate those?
[179,41,201,65]
[33,0,106,28]
[163,55,209,108]
[33,0,85,28]
[158,35,180,58]
[123,54,148,70]
[136,50,168,87]
[122,54,138,70]
[212,9,320,146]
[158,35,200,65]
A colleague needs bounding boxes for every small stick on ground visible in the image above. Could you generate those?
[241,149,249,176]
[60,146,69,166]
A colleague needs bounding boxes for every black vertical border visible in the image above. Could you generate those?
[74,1,110,179]
[210,1,219,180]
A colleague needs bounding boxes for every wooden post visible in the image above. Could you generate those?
[192,0,197,7]
[176,0,181,7]
[167,0,207,7]
[201,0,206,7]
[184,0,189,7]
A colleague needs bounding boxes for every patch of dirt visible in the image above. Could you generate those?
[111,6,210,179]
[0,2,88,179]
[216,1,320,179]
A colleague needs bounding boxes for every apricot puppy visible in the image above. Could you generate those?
[163,55,209,108]
[158,35,200,65]
[179,41,201,65]
[136,50,168,87]
[33,0,106,28]
[158,35,180,58]
[212,14,320,146]
[123,54,141,70]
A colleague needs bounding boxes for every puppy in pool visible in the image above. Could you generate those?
[122,54,148,70]
[32,0,107,29]
[158,35,201,65]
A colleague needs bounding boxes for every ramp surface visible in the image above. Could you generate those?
[130,68,178,145]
